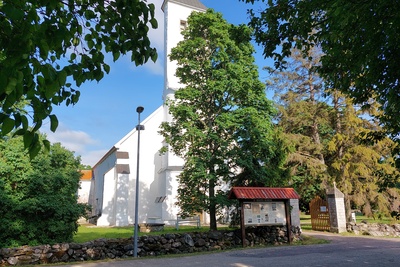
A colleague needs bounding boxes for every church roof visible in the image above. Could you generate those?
[162,0,207,12]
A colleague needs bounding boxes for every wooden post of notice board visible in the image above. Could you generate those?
[285,200,292,244]
[240,201,246,247]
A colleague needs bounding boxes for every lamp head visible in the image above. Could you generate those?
[136,106,144,114]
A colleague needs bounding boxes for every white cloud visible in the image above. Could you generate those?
[43,123,102,166]
[148,0,165,51]
[134,57,164,75]
[138,0,165,75]
[45,124,96,153]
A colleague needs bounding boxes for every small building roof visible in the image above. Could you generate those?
[80,170,93,181]
[229,187,300,200]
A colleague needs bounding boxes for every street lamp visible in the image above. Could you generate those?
[133,106,144,257]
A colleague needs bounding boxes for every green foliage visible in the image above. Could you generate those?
[242,0,400,157]
[268,47,400,215]
[326,99,400,217]
[266,48,332,211]
[0,135,89,247]
[159,9,288,230]
[0,0,158,156]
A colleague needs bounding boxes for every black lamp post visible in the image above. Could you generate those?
[133,106,144,257]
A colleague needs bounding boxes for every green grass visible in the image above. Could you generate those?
[299,213,397,232]
[354,215,394,224]
[73,224,232,243]
[74,225,133,243]
[300,213,312,230]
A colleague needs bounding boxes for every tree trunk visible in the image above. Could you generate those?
[309,71,325,164]
[333,90,351,221]
[209,178,217,230]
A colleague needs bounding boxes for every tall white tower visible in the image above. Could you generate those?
[162,0,207,107]
[159,0,207,220]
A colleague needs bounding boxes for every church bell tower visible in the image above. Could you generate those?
[162,0,207,110]
[159,0,207,219]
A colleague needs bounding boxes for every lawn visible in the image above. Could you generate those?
[299,213,397,231]
[74,224,227,243]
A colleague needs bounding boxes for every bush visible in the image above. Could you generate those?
[0,136,89,247]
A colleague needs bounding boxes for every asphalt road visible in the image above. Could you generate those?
[43,231,400,267]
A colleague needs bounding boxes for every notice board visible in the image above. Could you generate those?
[243,201,286,226]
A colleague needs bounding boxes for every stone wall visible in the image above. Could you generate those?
[347,222,400,237]
[0,226,301,266]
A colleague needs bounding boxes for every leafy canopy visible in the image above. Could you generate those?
[0,0,158,157]
[242,0,400,144]
[160,9,288,230]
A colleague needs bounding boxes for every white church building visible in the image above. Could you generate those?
[88,0,208,226]
[87,0,301,228]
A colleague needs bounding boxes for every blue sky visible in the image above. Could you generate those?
[43,0,272,166]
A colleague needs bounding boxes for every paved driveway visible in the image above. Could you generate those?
[43,231,400,267]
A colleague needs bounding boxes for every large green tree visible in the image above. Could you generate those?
[270,47,400,218]
[0,0,157,156]
[326,97,400,220]
[0,134,89,247]
[267,47,333,211]
[159,9,288,230]
[242,0,400,150]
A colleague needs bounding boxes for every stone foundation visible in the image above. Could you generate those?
[347,222,400,237]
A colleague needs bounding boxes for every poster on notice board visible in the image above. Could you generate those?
[243,201,286,226]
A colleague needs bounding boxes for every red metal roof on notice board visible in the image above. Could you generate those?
[229,187,300,200]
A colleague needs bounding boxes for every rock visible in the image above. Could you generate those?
[171,242,181,248]
[123,244,134,251]
[69,243,83,250]
[164,234,175,240]
[225,232,234,237]
[195,238,206,247]
[208,231,222,240]
[7,257,18,265]
[183,234,194,247]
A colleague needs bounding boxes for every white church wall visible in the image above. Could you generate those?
[91,0,208,227]
[115,173,129,226]
[116,106,166,225]
[78,180,91,204]
[90,149,117,223]
[161,170,181,222]
[97,167,117,226]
